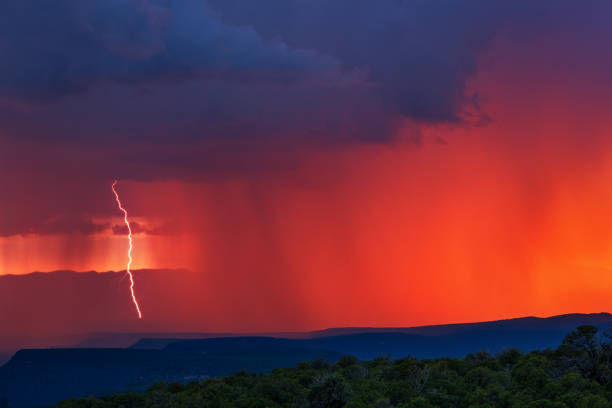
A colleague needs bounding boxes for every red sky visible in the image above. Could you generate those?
[2,1,612,336]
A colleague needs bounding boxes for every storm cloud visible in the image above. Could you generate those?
[1,1,606,148]
[0,0,341,104]
[2,0,612,237]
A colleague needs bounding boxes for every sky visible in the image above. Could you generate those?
[2,0,612,336]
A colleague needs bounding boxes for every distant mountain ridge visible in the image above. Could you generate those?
[2,312,612,407]
[306,312,612,337]
[128,312,612,354]
[133,312,612,360]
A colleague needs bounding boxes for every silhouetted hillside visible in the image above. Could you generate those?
[0,347,340,407]
[3,313,612,406]
[139,312,612,360]
[307,312,612,337]
[55,325,612,408]
[156,329,590,361]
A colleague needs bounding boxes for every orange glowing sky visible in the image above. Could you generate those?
[2,12,612,334]
[4,92,612,330]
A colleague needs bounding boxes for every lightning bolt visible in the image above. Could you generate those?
[111,180,143,319]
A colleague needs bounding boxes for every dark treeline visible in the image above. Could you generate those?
[57,326,612,408]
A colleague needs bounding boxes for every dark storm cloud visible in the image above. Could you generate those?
[210,0,612,124]
[0,0,608,123]
[112,221,177,235]
[0,1,608,151]
[0,0,564,131]
[206,0,501,123]
[0,0,510,124]
[0,0,340,104]
[0,215,110,237]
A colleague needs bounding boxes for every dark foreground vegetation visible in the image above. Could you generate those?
[57,326,612,408]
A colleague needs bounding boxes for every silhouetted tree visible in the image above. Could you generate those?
[558,325,612,383]
[309,374,351,408]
